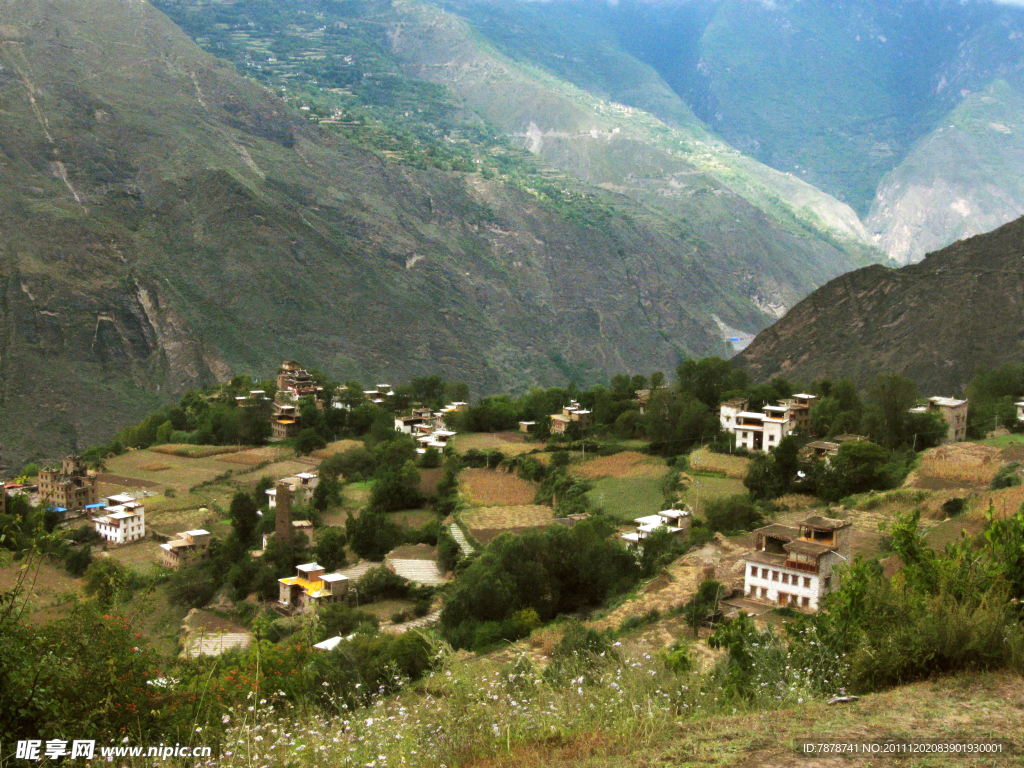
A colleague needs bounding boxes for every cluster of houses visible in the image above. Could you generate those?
[720,393,970,454]
[394,404,463,453]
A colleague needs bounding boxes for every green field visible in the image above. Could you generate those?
[587,476,665,522]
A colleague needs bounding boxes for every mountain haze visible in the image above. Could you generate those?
[445,0,1024,263]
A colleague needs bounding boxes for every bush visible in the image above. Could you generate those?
[704,495,763,534]
[991,462,1021,489]
[391,610,411,624]
[941,497,966,517]
[64,546,93,577]
[413,598,432,617]
[356,565,414,603]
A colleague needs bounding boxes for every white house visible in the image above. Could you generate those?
[94,497,146,545]
[720,395,817,453]
[742,515,851,611]
[620,508,691,549]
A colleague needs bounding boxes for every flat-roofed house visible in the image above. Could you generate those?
[910,396,968,443]
[719,397,749,432]
[159,529,211,569]
[742,515,851,611]
[38,456,97,517]
[94,499,146,545]
[278,562,349,611]
[620,508,692,549]
[550,401,593,435]
[779,394,817,432]
[266,472,320,509]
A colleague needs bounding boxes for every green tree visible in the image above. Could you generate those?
[229,491,260,544]
[296,428,327,455]
[676,357,748,409]
[314,526,348,571]
[83,559,133,608]
[816,440,890,502]
[863,373,919,448]
[704,495,763,533]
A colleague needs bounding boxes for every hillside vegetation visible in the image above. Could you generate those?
[0,0,886,470]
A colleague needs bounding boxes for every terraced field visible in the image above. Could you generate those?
[461,468,537,506]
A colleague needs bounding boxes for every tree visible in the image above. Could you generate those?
[676,357,749,409]
[346,508,403,561]
[239,398,273,445]
[683,579,723,637]
[704,495,763,533]
[229,491,260,544]
[863,373,919,448]
[743,436,800,500]
[369,461,422,513]
[314,527,348,571]
[816,440,890,502]
[644,389,719,455]
[295,428,327,456]
[312,477,343,512]
[83,559,133,608]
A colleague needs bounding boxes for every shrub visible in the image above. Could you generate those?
[703,495,763,534]
[941,497,966,517]
[991,462,1021,489]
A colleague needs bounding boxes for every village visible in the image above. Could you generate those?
[3,356,1024,767]
[0,358,997,651]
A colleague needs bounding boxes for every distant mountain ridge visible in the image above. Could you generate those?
[734,216,1024,394]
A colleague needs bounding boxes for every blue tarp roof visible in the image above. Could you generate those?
[85,503,106,509]
[53,507,67,512]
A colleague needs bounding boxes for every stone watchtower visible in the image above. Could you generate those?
[275,481,293,546]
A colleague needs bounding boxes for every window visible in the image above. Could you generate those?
[804,577,811,588]
[771,571,778,581]
[801,596,810,608]
[762,568,768,579]
[750,565,757,577]
[781,573,789,584]
[760,587,767,599]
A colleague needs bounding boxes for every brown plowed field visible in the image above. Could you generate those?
[570,451,665,480]
[461,468,537,506]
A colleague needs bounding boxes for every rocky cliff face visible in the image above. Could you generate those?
[734,216,1024,394]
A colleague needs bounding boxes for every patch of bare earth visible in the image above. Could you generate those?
[570,451,665,480]
[461,468,537,506]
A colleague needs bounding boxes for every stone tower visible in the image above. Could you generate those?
[275,481,293,546]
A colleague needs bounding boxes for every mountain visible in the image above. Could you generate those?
[733,216,1024,394]
[437,0,1024,264]
[0,0,875,469]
